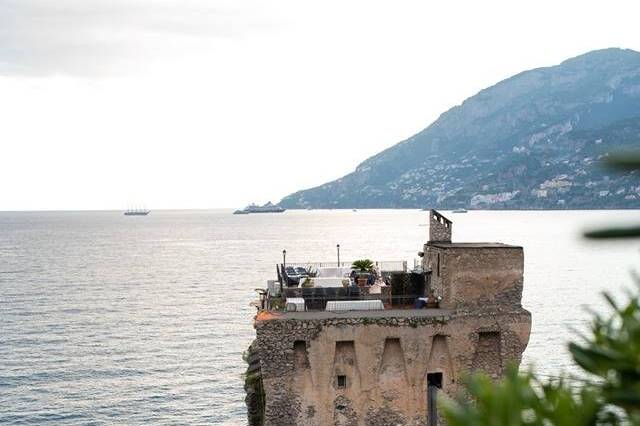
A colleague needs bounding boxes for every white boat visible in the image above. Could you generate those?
[234,201,286,214]
[452,208,468,213]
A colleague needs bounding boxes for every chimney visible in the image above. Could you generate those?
[429,209,452,242]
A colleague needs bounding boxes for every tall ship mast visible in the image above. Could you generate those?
[124,205,150,216]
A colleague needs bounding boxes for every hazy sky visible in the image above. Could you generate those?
[2,0,640,210]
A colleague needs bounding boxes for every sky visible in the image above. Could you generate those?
[2,0,640,211]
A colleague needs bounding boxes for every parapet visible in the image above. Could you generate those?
[428,210,452,242]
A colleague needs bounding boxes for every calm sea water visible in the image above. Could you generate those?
[2,209,639,425]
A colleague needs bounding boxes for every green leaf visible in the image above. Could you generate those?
[584,226,640,239]
[605,153,640,171]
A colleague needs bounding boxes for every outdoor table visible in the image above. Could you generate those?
[325,300,384,312]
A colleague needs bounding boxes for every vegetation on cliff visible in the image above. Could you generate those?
[281,48,640,209]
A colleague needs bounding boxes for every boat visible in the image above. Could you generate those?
[234,201,286,214]
[452,208,468,213]
[124,208,150,216]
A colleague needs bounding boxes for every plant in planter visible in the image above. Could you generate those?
[300,277,314,288]
[351,259,374,272]
[351,259,375,286]
[306,266,318,278]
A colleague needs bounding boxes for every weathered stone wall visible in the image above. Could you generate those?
[244,341,265,426]
[254,309,531,426]
[423,249,443,297]
[423,244,523,310]
[429,210,452,242]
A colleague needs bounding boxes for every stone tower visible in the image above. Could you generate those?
[247,210,532,426]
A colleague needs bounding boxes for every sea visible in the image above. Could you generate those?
[2,209,639,425]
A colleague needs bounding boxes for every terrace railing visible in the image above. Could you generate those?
[277,260,408,287]
[279,260,407,272]
[279,285,434,311]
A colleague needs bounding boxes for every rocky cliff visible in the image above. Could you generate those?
[281,48,640,209]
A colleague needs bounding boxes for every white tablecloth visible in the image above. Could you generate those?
[316,266,352,278]
[307,277,348,287]
[325,300,384,312]
[286,297,305,312]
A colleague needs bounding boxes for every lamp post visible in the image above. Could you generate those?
[336,244,340,267]
[281,249,287,295]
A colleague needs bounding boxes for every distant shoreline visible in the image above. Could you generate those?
[2,207,640,213]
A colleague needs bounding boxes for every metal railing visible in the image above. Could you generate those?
[277,260,407,287]
[283,295,437,311]
[272,284,437,311]
[279,260,407,272]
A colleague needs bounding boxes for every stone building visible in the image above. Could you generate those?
[246,210,531,425]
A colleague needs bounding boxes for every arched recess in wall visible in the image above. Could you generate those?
[293,340,318,425]
[426,334,454,387]
[331,340,361,391]
[377,338,410,402]
[331,341,362,426]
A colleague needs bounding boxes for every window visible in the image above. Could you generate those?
[337,375,347,388]
[427,372,443,389]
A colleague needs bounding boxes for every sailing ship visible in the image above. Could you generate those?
[124,207,150,216]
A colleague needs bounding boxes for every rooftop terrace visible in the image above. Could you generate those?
[254,209,525,316]
[256,258,435,314]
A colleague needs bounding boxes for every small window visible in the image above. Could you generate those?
[337,375,347,388]
[427,372,443,389]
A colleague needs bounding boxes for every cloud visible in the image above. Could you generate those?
[0,0,281,76]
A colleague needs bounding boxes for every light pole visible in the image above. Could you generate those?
[336,244,340,267]
[281,249,287,295]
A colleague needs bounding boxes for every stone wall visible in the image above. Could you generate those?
[423,244,523,310]
[244,340,265,426]
[253,309,531,426]
[428,210,452,242]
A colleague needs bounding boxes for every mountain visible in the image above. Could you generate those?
[280,48,640,209]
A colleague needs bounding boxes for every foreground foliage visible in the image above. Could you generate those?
[442,286,640,426]
[443,149,640,425]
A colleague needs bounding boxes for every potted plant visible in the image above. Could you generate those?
[301,277,314,288]
[307,267,317,278]
[351,259,375,287]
